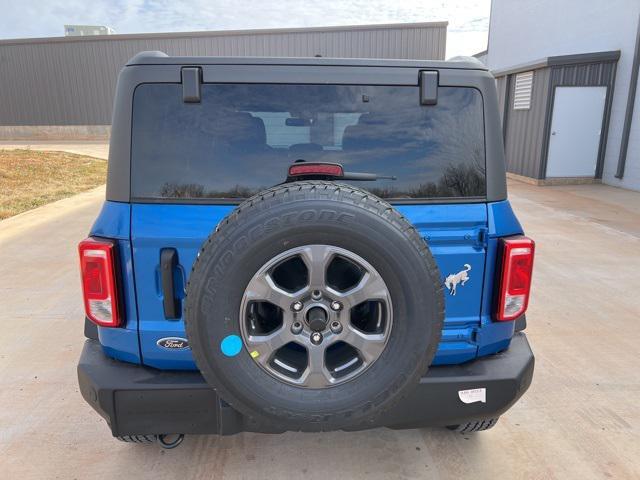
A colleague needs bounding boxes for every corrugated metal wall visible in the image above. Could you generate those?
[549,61,617,86]
[502,68,551,179]
[498,60,618,179]
[0,23,446,126]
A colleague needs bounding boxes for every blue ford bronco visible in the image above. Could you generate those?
[77,52,535,447]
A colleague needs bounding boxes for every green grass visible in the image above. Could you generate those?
[0,149,107,220]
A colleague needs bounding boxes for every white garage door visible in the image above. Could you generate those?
[546,86,607,178]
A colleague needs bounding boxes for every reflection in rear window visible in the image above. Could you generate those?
[131,84,486,201]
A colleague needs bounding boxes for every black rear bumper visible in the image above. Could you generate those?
[78,333,534,436]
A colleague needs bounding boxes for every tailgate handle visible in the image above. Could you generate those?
[160,248,180,319]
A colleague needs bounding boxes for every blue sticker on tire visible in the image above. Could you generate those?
[220,334,243,357]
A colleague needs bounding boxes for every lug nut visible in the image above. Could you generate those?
[330,321,342,334]
[291,322,303,335]
[310,332,323,345]
[291,301,303,312]
[330,300,342,311]
[311,290,322,300]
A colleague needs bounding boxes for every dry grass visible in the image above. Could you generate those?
[0,149,107,220]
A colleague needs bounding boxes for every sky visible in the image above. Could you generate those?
[0,0,490,57]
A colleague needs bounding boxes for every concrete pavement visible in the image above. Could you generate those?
[0,141,109,159]
[0,181,639,479]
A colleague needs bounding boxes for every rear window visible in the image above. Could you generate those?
[131,83,486,201]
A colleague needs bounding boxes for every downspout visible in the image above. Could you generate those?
[616,12,640,179]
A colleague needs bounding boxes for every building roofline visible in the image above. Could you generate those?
[492,50,621,77]
[0,21,449,47]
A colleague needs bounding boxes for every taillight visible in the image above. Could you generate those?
[495,236,535,321]
[78,237,122,327]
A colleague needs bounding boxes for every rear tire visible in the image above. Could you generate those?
[116,434,184,448]
[447,418,499,433]
[116,435,156,444]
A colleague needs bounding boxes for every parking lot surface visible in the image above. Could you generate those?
[0,141,109,159]
[1,179,639,479]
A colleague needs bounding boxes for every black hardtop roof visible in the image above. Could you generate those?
[107,50,506,204]
[126,51,487,71]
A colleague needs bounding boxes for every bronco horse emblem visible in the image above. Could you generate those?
[444,264,471,296]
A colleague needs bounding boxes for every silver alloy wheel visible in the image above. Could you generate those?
[239,245,393,388]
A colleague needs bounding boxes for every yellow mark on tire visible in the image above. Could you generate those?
[250,350,260,358]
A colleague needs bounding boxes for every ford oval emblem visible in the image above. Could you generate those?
[157,337,190,350]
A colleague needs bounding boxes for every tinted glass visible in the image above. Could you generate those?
[131,84,485,201]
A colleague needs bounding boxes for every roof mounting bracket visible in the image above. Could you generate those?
[181,67,202,103]
[419,70,439,105]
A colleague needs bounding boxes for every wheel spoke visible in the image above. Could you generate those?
[244,272,296,310]
[300,345,333,387]
[244,326,295,365]
[341,326,386,364]
[299,245,332,290]
[338,272,388,309]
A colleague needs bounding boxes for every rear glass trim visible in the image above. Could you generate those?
[129,196,487,206]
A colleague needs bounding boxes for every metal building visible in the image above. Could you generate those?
[494,51,620,184]
[0,22,447,140]
[483,0,640,192]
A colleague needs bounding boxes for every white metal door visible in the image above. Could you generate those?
[546,86,607,178]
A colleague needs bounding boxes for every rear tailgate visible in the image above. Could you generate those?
[399,204,487,364]
[131,202,487,368]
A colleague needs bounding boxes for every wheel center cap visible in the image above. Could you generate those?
[306,306,328,332]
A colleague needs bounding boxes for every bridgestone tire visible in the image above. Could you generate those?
[185,181,444,432]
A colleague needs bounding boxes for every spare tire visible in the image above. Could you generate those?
[185,181,444,432]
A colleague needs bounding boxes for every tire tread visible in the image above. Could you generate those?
[452,418,499,433]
